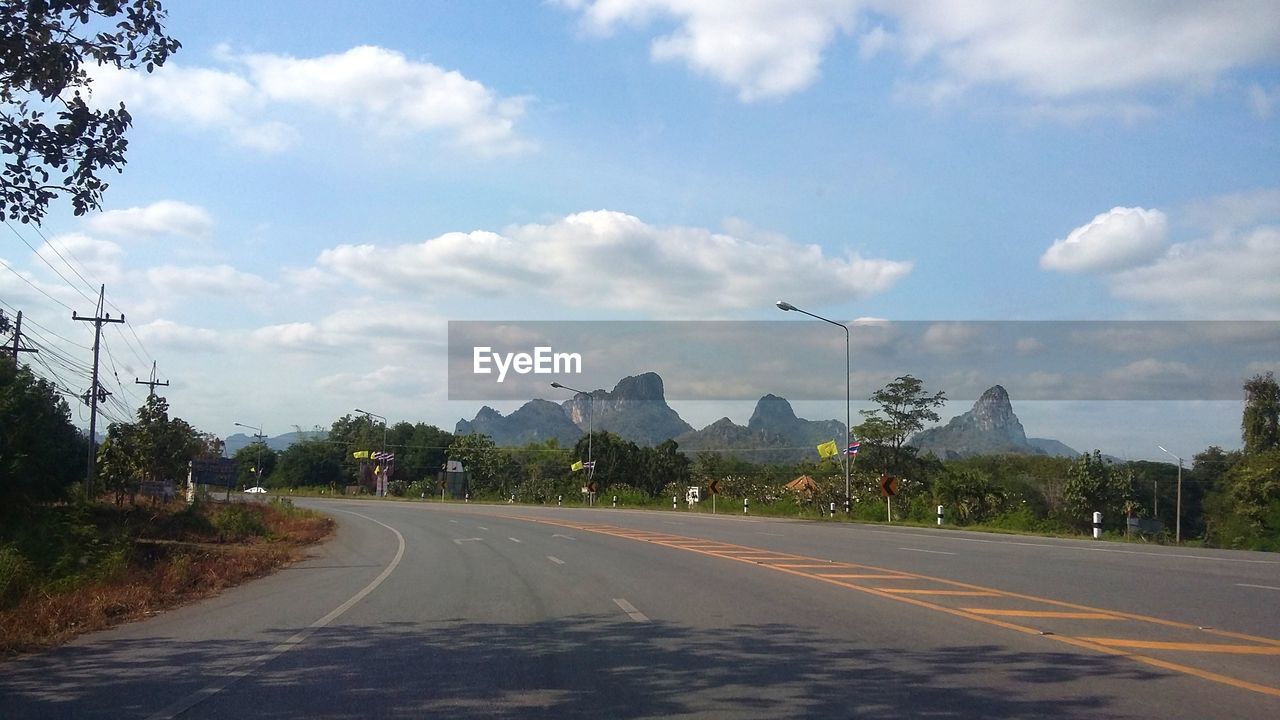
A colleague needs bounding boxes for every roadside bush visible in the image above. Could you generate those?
[212,505,268,542]
[0,545,33,609]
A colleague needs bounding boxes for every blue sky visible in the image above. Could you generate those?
[2,1,1278,460]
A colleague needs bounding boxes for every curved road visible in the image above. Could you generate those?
[2,499,1279,718]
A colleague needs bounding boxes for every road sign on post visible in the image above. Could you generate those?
[879,474,900,497]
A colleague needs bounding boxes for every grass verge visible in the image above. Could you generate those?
[0,497,333,656]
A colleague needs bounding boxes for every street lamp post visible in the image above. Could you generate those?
[776,301,851,511]
[355,409,389,497]
[234,422,265,488]
[551,382,593,503]
[354,408,387,451]
[1157,445,1183,544]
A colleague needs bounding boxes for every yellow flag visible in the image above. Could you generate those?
[817,440,838,458]
[353,450,370,459]
[571,460,584,472]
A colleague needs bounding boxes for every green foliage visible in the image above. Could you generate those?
[1,0,182,224]
[855,374,946,473]
[0,356,86,504]
[96,395,204,503]
[274,439,344,488]
[0,544,33,608]
[1242,371,1280,455]
[211,504,268,542]
[1061,451,1135,531]
[233,443,277,487]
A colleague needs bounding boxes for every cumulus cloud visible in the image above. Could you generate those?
[559,1,1280,109]
[134,319,225,352]
[1040,207,1168,273]
[145,264,273,297]
[88,46,530,155]
[1112,226,1280,319]
[87,201,215,240]
[313,210,912,316]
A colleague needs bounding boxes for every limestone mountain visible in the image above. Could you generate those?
[454,399,584,447]
[560,372,693,447]
[676,394,845,464]
[910,385,1078,460]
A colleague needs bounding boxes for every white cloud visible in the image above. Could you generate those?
[87,201,215,240]
[559,1,1280,109]
[562,0,860,101]
[88,46,530,156]
[37,233,124,282]
[1040,207,1168,273]
[920,322,983,353]
[314,210,913,316]
[316,365,431,396]
[1249,83,1275,118]
[1015,337,1043,354]
[145,264,273,297]
[134,319,225,352]
[1112,226,1280,319]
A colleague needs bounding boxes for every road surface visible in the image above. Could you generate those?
[2,499,1278,718]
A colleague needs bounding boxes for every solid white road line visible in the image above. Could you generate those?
[899,547,957,556]
[1236,583,1280,591]
[613,598,650,623]
[147,509,406,720]
[552,534,577,541]
[547,556,566,565]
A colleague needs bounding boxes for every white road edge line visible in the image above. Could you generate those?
[1236,583,1280,591]
[899,547,957,556]
[613,598,650,622]
[147,509,406,720]
[509,537,522,543]
[547,555,566,565]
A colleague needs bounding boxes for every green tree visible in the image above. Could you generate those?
[233,443,277,487]
[96,394,202,503]
[1,0,182,224]
[447,433,516,497]
[854,375,946,473]
[0,356,85,504]
[1242,371,1280,455]
[275,439,344,489]
[1060,451,1133,531]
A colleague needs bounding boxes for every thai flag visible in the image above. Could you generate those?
[582,461,596,469]
[843,442,860,455]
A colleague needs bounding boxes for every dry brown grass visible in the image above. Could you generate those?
[0,500,333,656]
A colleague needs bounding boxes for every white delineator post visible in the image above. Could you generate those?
[743,498,749,515]
[937,505,944,526]
[1093,511,1103,539]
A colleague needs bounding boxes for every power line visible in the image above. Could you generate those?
[3,221,95,304]
[0,298,91,349]
[0,257,76,312]
[73,284,125,496]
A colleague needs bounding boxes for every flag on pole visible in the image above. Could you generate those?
[353,450,370,459]
[844,442,861,455]
[582,461,596,469]
[817,440,839,458]
[571,460,584,472]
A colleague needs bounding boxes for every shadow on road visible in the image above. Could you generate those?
[1,615,1164,719]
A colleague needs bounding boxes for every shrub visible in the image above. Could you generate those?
[212,505,268,542]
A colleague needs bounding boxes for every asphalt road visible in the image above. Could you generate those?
[2,499,1279,718]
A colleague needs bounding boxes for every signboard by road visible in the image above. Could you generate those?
[191,457,238,487]
[880,474,900,497]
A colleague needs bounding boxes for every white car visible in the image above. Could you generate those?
[244,486,268,494]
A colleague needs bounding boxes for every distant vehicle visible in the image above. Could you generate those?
[244,486,268,494]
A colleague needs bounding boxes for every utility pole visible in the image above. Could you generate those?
[74,285,125,498]
[3,310,39,361]
[135,360,169,399]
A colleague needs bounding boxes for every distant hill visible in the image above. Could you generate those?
[225,430,326,455]
[456,372,692,448]
[911,385,1078,460]
[676,394,844,464]
[455,399,584,447]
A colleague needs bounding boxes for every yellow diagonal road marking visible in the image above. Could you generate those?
[963,609,1121,620]
[1079,638,1280,655]
[507,514,1280,699]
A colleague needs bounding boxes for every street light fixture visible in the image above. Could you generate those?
[354,408,388,451]
[1157,445,1183,544]
[776,300,852,511]
[551,382,594,499]
[234,422,265,488]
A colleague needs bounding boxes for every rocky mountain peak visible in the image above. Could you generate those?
[748,394,799,432]
[612,372,667,402]
[970,384,1018,436]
